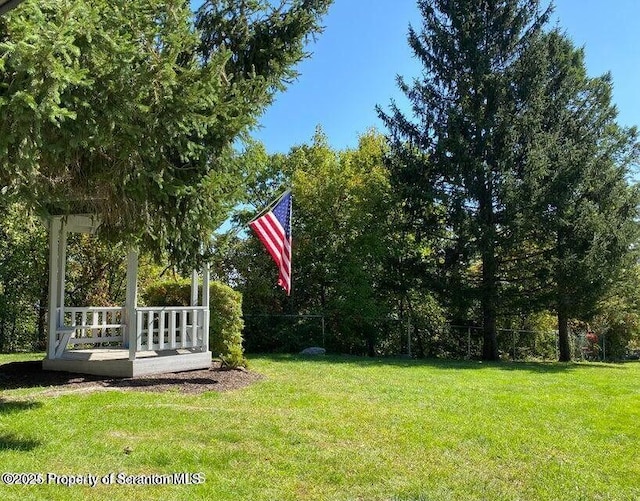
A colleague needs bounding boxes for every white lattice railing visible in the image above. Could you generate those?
[55,307,125,357]
[135,306,208,352]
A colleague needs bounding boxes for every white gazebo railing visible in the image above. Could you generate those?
[52,305,210,359]
[54,306,125,358]
[135,306,209,352]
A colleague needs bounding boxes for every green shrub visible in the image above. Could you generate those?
[208,282,246,368]
[142,278,246,368]
[142,278,192,307]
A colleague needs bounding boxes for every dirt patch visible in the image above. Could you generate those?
[0,360,263,395]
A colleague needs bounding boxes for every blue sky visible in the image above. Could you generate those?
[247,0,640,153]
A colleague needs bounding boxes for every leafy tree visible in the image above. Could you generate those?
[0,0,331,271]
[0,201,47,351]
[64,234,128,307]
[219,129,398,354]
[293,129,392,354]
[379,0,553,360]
[591,264,640,360]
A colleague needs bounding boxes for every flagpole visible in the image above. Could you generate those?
[248,188,290,225]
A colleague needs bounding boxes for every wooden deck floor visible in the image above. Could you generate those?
[58,347,201,361]
[43,348,212,378]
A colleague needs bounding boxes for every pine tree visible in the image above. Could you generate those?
[379,0,552,360]
[525,32,640,361]
[0,0,331,271]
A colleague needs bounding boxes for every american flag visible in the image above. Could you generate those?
[249,191,292,295]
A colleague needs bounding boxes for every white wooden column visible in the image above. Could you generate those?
[190,269,199,306]
[125,249,139,361]
[46,217,62,360]
[57,218,67,322]
[201,262,210,352]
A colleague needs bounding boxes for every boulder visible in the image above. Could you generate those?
[300,347,326,356]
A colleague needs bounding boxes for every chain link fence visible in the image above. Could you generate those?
[242,314,619,361]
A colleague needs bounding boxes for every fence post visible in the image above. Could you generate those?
[467,327,471,359]
[602,332,606,362]
[407,319,412,358]
[321,315,325,348]
[512,330,516,361]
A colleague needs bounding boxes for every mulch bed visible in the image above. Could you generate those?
[0,360,263,395]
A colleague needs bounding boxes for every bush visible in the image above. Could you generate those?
[142,279,192,308]
[143,278,246,368]
[208,282,246,368]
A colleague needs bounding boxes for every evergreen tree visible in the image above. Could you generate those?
[0,0,331,271]
[525,32,640,361]
[379,0,552,360]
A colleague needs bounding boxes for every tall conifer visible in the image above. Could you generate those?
[526,32,640,361]
[379,0,552,360]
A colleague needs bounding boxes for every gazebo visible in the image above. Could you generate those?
[42,215,212,377]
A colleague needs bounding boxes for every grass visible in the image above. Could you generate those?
[1,354,639,500]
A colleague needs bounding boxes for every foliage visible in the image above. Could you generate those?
[378,1,640,361]
[143,277,246,367]
[141,278,192,308]
[218,129,402,355]
[518,311,558,360]
[208,281,246,368]
[378,0,554,360]
[0,202,47,351]
[589,265,640,360]
[64,234,128,307]
[523,31,640,361]
[0,0,331,271]
[292,129,393,354]
[405,290,448,358]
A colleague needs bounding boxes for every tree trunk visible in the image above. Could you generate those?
[481,260,499,361]
[557,295,571,362]
[479,175,500,362]
[366,328,376,357]
[556,227,572,362]
[36,281,49,351]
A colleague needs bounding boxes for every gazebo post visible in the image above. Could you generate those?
[125,249,139,361]
[190,270,199,306]
[201,262,210,352]
[46,217,62,360]
[57,218,68,327]
[190,269,199,349]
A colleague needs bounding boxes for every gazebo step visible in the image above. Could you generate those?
[43,349,212,378]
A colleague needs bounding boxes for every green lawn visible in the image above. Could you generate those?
[1,354,639,500]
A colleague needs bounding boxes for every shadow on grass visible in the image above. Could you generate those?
[252,353,632,374]
[0,399,42,414]
[0,360,109,390]
[0,433,41,451]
